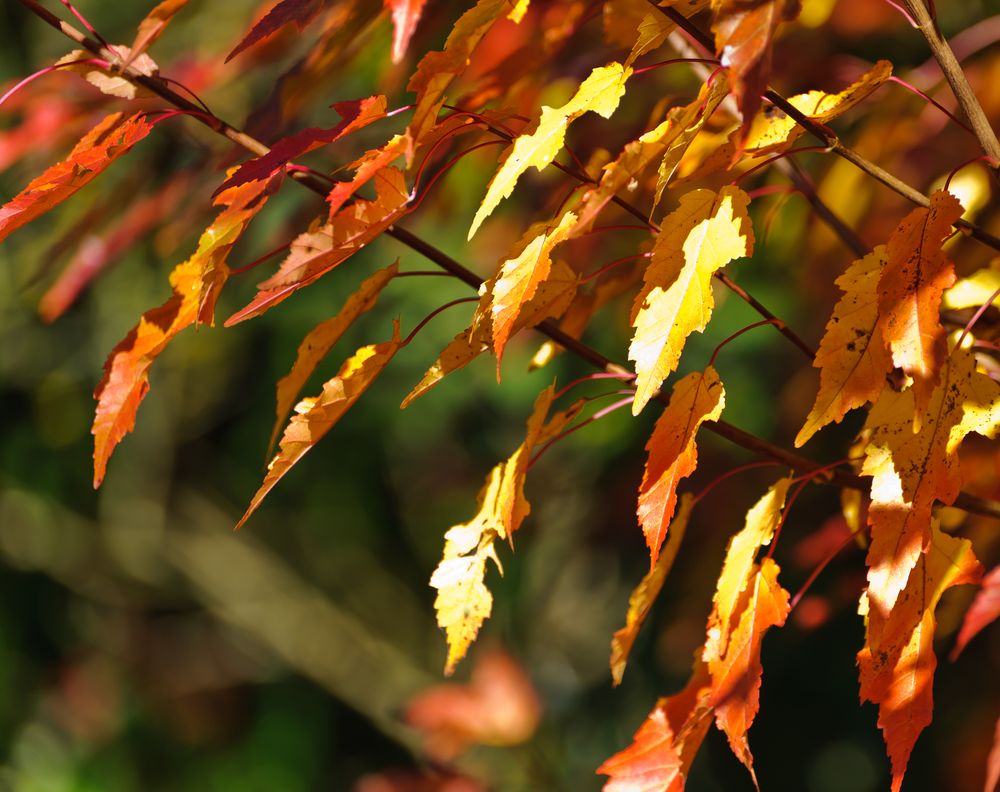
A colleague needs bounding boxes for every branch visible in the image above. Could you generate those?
[18,0,1000,522]
[903,0,1000,172]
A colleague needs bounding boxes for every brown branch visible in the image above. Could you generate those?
[903,0,1000,171]
[17,0,1000,522]
[651,0,1000,255]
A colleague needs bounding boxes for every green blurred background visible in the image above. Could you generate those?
[0,1,998,789]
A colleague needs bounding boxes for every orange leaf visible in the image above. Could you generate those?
[226,167,411,324]
[858,524,982,792]
[639,367,724,565]
[124,0,191,67]
[796,246,892,447]
[0,113,152,243]
[877,190,963,415]
[611,495,693,686]
[269,262,398,456]
[950,564,1000,660]
[708,557,790,777]
[385,0,428,63]
[92,177,277,487]
[236,324,401,529]
[711,0,801,142]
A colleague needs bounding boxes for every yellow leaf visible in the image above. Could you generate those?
[795,246,892,446]
[611,495,693,686]
[431,384,574,673]
[468,62,632,239]
[943,258,1000,310]
[639,367,725,565]
[629,186,753,414]
[236,325,401,529]
[269,263,398,456]
[491,211,577,374]
[743,60,892,156]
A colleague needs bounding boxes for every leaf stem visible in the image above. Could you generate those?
[401,297,479,346]
[709,319,786,367]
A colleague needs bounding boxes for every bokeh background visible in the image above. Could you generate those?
[1,0,999,789]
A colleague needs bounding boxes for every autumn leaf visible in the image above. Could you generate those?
[468,61,632,239]
[218,95,388,192]
[491,210,577,373]
[950,564,1000,660]
[743,60,892,156]
[598,658,714,792]
[431,384,576,673]
[124,0,191,67]
[236,324,401,530]
[226,0,326,61]
[404,649,541,760]
[401,259,578,407]
[708,557,790,776]
[326,134,406,216]
[711,0,802,141]
[877,189,963,416]
[862,347,1000,614]
[943,259,1000,311]
[858,524,982,792]
[226,166,410,324]
[385,0,428,63]
[0,113,153,243]
[57,46,159,99]
[405,0,511,160]
[611,495,693,686]
[629,186,753,414]
[638,367,724,565]
[795,246,892,447]
[93,177,278,487]
[269,262,398,456]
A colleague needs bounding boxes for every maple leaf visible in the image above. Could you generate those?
[862,347,1000,614]
[93,177,278,487]
[57,46,159,99]
[950,564,1000,660]
[743,60,892,156]
[629,186,753,414]
[468,61,633,239]
[598,659,714,792]
[124,0,191,67]
[611,495,693,686]
[491,210,577,374]
[0,113,153,243]
[236,324,401,530]
[385,0,428,63]
[638,367,725,565]
[795,246,892,447]
[405,0,511,160]
[401,259,578,407]
[430,384,581,673]
[711,0,802,141]
[326,134,406,216]
[218,95,388,192]
[858,524,983,792]
[226,166,411,324]
[269,262,398,456]
[877,190,963,416]
[708,557,790,777]
[226,0,326,62]
[943,259,1000,311]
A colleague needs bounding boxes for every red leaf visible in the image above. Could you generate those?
[0,113,152,243]
[951,565,1000,660]
[218,95,387,191]
[385,0,428,63]
[226,0,326,62]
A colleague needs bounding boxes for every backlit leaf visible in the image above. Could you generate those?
[639,367,724,565]
[385,0,428,63]
[796,246,892,447]
[877,189,963,416]
[124,0,191,66]
[0,113,152,243]
[236,324,402,529]
[629,186,753,414]
[950,564,1000,660]
[226,0,326,61]
[468,62,632,239]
